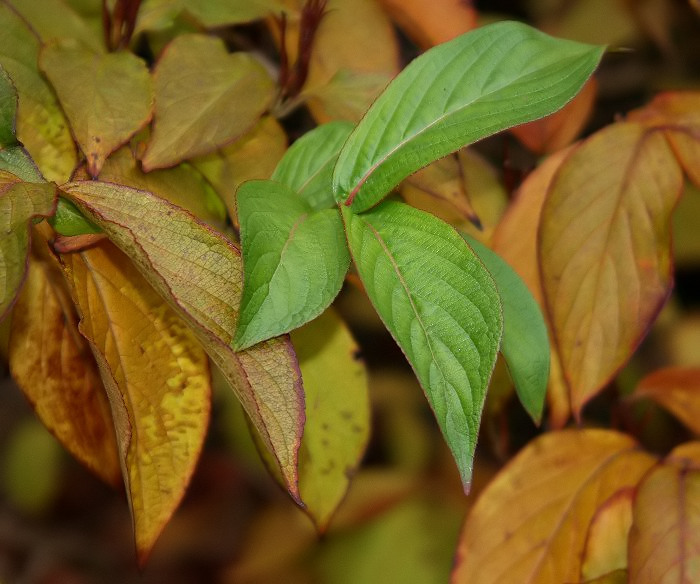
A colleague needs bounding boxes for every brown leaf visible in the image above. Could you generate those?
[0,172,57,319]
[633,367,700,435]
[60,180,305,499]
[540,123,683,417]
[377,0,477,48]
[9,229,120,486]
[628,449,700,583]
[491,149,573,427]
[511,78,597,154]
[61,241,211,564]
[452,429,656,584]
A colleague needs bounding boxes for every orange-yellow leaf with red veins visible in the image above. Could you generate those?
[634,367,700,435]
[61,241,211,564]
[539,123,683,417]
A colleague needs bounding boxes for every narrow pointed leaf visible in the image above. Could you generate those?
[60,181,305,498]
[461,234,549,424]
[271,121,354,210]
[452,430,656,584]
[61,242,210,564]
[342,200,502,488]
[40,41,153,177]
[291,308,370,530]
[9,231,120,486]
[0,172,56,319]
[142,34,275,170]
[333,21,604,212]
[234,179,349,350]
[628,450,700,584]
[540,123,683,416]
[0,145,43,181]
[0,3,77,182]
[49,197,101,236]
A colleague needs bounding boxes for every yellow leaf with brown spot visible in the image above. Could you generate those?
[9,230,120,486]
[291,308,370,531]
[511,78,597,154]
[634,367,700,435]
[377,0,477,48]
[0,172,56,319]
[452,429,656,584]
[491,149,573,427]
[629,451,700,583]
[61,241,211,564]
[60,180,305,499]
[582,488,634,580]
[540,123,683,418]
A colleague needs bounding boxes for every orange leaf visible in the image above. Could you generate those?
[377,0,477,48]
[452,430,656,584]
[634,367,700,435]
[9,230,120,486]
[511,78,597,154]
[61,241,211,564]
[61,181,305,499]
[540,122,683,417]
[628,452,700,583]
[491,149,573,427]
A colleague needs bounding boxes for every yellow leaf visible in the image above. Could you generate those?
[291,308,370,530]
[628,454,700,583]
[142,34,275,170]
[634,367,700,435]
[0,3,77,182]
[452,429,656,584]
[400,148,507,243]
[540,123,683,417]
[491,149,573,427]
[192,116,288,222]
[61,241,211,564]
[511,78,598,154]
[582,488,634,580]
[39,40,153,177]
[9,230,120,486]
[0,172,56,319]
[61,180,305,499]
[377,0,477,48]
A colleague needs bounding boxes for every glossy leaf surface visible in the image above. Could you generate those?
[234,179,349,350]
[61,181,305,498]
[333,21,604,212]
[40,41,153,177]
[291,309,370,530]
[452,430,656,584]
[272,121,354,210]
[62,242,210,564]
[540,123,683,416]
[0,172,56,319]
[343,200,502,488]
[462,234,549,423]
[142,34,275,170]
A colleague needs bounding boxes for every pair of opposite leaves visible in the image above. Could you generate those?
[233,21,604,487]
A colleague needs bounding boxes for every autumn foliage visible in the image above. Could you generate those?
[1,0,700,582]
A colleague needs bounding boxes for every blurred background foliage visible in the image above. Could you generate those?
[1,0,699,582]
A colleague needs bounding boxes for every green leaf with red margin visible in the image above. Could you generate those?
[60,180,305,500]
[539,123,683,417]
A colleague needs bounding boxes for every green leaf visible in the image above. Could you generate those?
[234,179,350,350]
[461,233,549,424]
[342,200,502,488]
[0,172,57,320]
[291,308,370,530]
[0,65,17,147]
[142,34,275,171]
[333,21,605,212]
[48,197,101,236]
[272,121,354,210]
[0,3,77,183]
[40,40,153,177]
